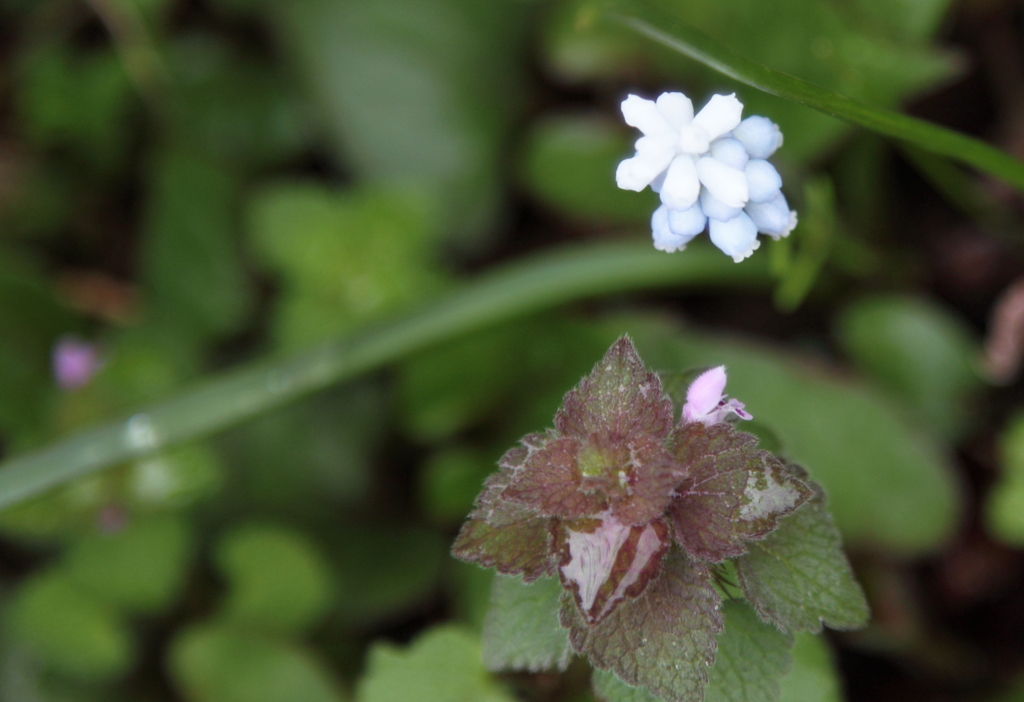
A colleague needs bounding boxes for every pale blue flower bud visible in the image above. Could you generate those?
[667,202,707,239]
[709,212,760,262]
[700,188,742,222]
[709,137,749,170]
[733,116,783,159]
[744,159,782,203]
[651,205,692,252]
[745,192,796,239]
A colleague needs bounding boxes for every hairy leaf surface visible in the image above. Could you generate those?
[556,337,674,441]
[670,424,811,563]
[483,575,572,673]
[736,486,869,632]
[704,601,793,702]
[561,547,722,702]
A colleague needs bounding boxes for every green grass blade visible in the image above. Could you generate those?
[604,0,1024,194]
[0,242,768,510]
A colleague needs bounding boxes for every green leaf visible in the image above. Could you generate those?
[776,634,842,702]
[7,569,134,681]
[736,486,869,633]
[561,547,722,702]
[270,0,534,246]
[355,625,515,702]
[521,114,658,224]
[835,295,981,439]
[593,667,660,702]
[168,623,345,702]
[985,412,1024,546]
[246,182,443,350]
[704,601,793,702]
[482,575,572,673]
[631,325,960,555]
[141,149,253,339]
[65,514,194,615]
[601,0,1024,193]
[854,0,952,43]
[214,523,335,636]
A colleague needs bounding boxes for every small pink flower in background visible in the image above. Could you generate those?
[682,365,752,425]
[52,336,103,391]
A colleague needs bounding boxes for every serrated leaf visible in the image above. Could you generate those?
[503,435,609,518]
[482,575,572,673]
[453,449,558,581]
[556,337,674,441]
[593,667,661,702]
[736,487,868,633]
[670,424,811,563]
[704,601,793,702]
[561,547,722,702]
[355,625,515,702]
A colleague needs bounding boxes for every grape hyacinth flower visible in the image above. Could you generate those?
[52,336,102,391]
[616,92,797,262]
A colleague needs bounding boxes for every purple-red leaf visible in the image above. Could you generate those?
[502,436,609,519]
[452,442,558,581]
[555,337,675,442]
[560,546,723,702]
[557,515,671,625]
[669,423,811,563]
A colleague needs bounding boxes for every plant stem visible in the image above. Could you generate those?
[0,241,768,509]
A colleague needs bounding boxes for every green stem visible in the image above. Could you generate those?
[607,1,1024,194]
[0,242,768,509]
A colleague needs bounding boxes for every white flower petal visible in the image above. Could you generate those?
[616,147,674,192]
[697,156,749,208]
[745,193,796,238]
[709,137,749,170]
[678,124,711,155]
[635,132,678,157]
[692,93,744,141]
[709,212,760,262]
[655,92,693,129]
[621,94,672,136]
[667,202,707,239]
[659,155,701,210]
[745,159,783,203]
[651,205,691,252]
[733,116,783,159]
[700,188,742,221]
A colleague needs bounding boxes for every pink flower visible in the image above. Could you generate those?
[682,366,752,425]
[52,337,102,391]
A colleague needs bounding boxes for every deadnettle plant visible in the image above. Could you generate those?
[453,338,868,702]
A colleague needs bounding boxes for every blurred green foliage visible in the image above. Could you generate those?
[0,0,1011,699]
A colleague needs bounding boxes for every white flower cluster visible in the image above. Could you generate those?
[616,92,796,262]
